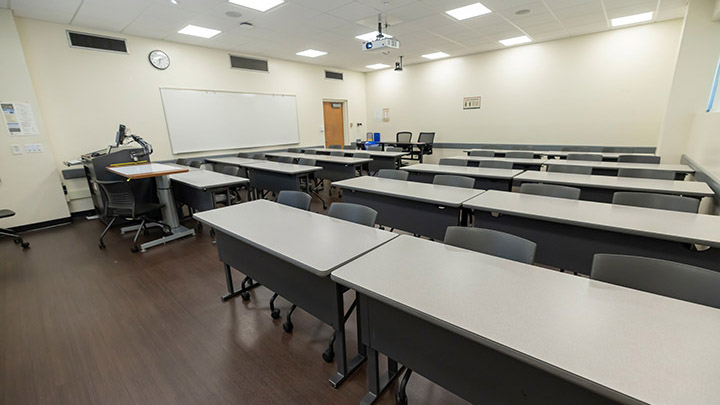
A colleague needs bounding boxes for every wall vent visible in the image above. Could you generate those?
[230,55,269,72]
[66,31,127,53]
[325,70,344,80]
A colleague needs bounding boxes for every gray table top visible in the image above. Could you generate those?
[331,235,720,405]
[544,160,693,173]
[516,171,713,197]
[464,149,656,159]
[332,176,485,207]
[266,151,372,165]
[447,155,548,165]
[193,199,398,276]
[464,190,720,247]
[205,157,260,166]
[240,160,322,175]
[301,148,407,158]
[169,169,249,190]
[401,163,523,180]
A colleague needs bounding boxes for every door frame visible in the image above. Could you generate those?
[322,99,349,147]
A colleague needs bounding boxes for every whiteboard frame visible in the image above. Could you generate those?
[159,87,301,154]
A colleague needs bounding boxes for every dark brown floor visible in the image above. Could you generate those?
[0,186,468,405]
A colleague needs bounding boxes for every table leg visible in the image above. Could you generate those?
[138,175,195,252]
[221,263,261,301]
[329,284,366,388]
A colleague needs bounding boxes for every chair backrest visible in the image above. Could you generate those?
[175,158,188,166]
[396,131,412,143]
[298,158,316,167]
[330,151,346,157]
[251,153,266,160]
[548,164,593,175]
[612,192,700,213]
[567,153,603,162]
[366,144,382,151]
[328,203,377,227]
[305,149,318,155]
[354,153,370,158]
[376,169,409,181]
[444,227,536,264]
[505,152,534,159]
[277,156,295,164]
[478,161,514,169]
[386,147,404,152]
[96,180,136,216]
[520,183,581,200]
[433,175,475,189]
[438,158,468,167]
[618,155,661,164]
[222,166,240,176]
[418,132,435,144]
[277,190,312,211]
[328,144,343,149]
[618,168,675,180]
[287,148,301,153]
[469,150,495,157]
[591,254,720,309]
[188,160,203,168]
[237,152,252,158]
[602,147,623,153]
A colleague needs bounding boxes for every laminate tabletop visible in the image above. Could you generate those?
[401,163,523,180]
[205,157,260,166]
[331,235,720,405]
[240,161,322,175]
[463,190,720,247]
[333,176,485,207]
[446,155,548,165]
[169,169,249,190]
[300,148,407,158]
[193,199,397,276]
[106,163,187,179]
[266,151,372,165]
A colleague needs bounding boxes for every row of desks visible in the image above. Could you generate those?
[194,199,720,405]
[464,148,657,160]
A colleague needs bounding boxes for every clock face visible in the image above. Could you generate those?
[149,50,170,70]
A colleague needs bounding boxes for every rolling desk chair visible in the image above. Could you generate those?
[612,192,700,213]
[591,254,720,309]
[618,155,661,164]
[396,132,413,153]
[438,158,468,167]
[417,132,435,157]
[520,183,581,200]
[433,175,474,189]
[0,209,29,249]
[505,151,534,159]
[567,153,603,162]
[376,169,409,181]
[548,164,593,175]
[468,150,494,157]
[618,168,675,180]
[478,161,514,169]
[96,180,169,253]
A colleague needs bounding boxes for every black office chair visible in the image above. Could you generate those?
[188,160,203,168]
[478,161,514,169]
[612,192,700,213]
[520,183,581,200]
[591,254,720,309]
[433,175,474,189]
[618,168,675,180]
[417,132,435,157]
[438,158,467,166]
[396,131,413,154]
[618,155,661,164]
[328,144,343,149]
[567,153,602,162]
[548,164,593,175]
[444,226,536,264]
[0,209,29,248]
[96,180,168,253]
[469,150,495,157]
[175,158,188,166]
[505,151,534,159]
[276,156,295,164]
[376,169,409,181]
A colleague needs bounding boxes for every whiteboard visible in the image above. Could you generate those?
[160,88,300,154]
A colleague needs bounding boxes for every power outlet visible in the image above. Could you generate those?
[11,144,22,155]
[24,143,44,153]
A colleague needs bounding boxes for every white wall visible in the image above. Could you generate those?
[365,20,682,148]
[0,10,70,227]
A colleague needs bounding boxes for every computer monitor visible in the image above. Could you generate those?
[115,124,127,146]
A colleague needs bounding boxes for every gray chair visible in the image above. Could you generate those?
[505,151,534,159]
[469,150,495,157]
[591,254,720,309]
[188,160,203,168]
[618,168,675,180]
[433,175,474,189]
[251,153,266,160]
[305,149,318,155]
[438,158,468,167]
[237,152,252,158]
[386,147,404,152]
[214,166,242,206]
[0,209,29,248]
[602,147,623,153]
[618,155,661,164]
[328,144,343,149]
[478,161,514,169]
[276,156,295,164]
[444,227,536,264]
[287,148,301,153]
[328,203,378,227]
[567,153,603,162]
[298,158,316,166]
[330,151,346,157]
[175,158,188,166]
[277,190,311,211]
[354,153,370,158]
[612,192,700,213]
[376,169,409,181]
[520,183,581,200]
[548,164,592,175]
[366,144,382,151]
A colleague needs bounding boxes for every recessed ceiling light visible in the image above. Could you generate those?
[228,0,284,12]
[611,12,653,27]
[499,35,532,46]
[170,0,178,4]
[355,32,393,42]
[515,9,531,16]
[446,2,492,21]
[422,52,450,60]
[178,24,221,39]
[225,11,243,18]
[296,49,327,58]
[366,63,391,70]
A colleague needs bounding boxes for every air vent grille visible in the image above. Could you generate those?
[230,55,269,72]
[325,71,343,80]
[67,31,127,53]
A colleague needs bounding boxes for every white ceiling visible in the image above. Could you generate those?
[4,0,687,72]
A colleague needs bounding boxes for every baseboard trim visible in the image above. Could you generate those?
[10,216,73,234]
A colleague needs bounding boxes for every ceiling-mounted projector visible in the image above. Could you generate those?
[363,36,400,51]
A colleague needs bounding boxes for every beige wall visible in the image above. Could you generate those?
[0,10,69,227]
[365,20,682,148]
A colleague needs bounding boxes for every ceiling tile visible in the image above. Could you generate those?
[291,0,354,13]
[11,0,83,24]
[0,0,8,9]
[72,0,150,32]
[327,2,380,21]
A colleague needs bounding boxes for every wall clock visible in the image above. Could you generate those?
[149,50,170,70]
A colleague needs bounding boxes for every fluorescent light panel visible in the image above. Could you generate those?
[366,63,390,70]
[178,24,221,38]
[296,49,327,58]
[422,52,449,60]
[355,32,393,41]
[499,35,531,46]
[228,0,284,12]
[446,2,491,21]
[611,12,653,27]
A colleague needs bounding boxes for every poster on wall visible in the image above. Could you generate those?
[1,102,39,136]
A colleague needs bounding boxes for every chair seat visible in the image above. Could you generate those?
[110,203,164,217]
[0,209,16,219]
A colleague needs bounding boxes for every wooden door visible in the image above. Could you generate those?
[323,102,345,148]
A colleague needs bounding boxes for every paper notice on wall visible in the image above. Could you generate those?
[1,102,39,136]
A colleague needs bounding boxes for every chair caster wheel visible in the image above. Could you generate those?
[240,291,250,301]
[130,245,139,253]
[282,322,293,333]
[98,241,106,249]
[271,309,281,319]
[21,242,30,249]
[322,348,335,363]
[13,238,21,244]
